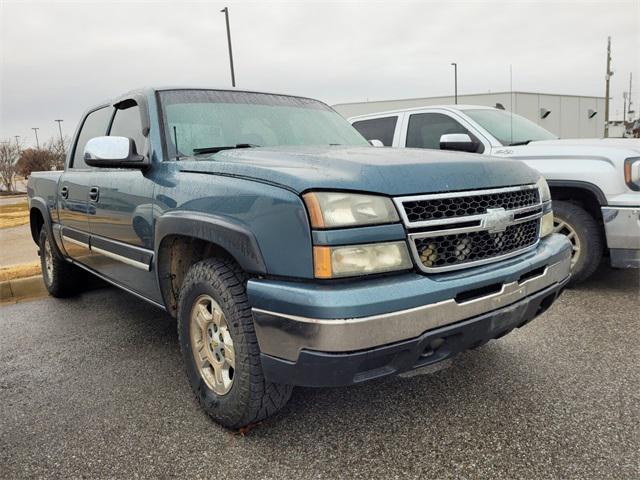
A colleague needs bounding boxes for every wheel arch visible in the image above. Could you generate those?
[154,212,267,317]
[547,180,606,226]
[29,197,53,244]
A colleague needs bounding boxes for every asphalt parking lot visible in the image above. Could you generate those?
[1,265,638,479]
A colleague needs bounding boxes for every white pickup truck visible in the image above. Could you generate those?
[348,105,640,284]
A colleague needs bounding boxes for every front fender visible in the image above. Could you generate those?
[154,211,267,274]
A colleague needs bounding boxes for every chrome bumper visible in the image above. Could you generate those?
[602,206,640,268]
[602,206,640,250]
[252,255,571,361]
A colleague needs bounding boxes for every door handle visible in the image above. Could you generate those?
[60,186,69,199]
[89,186,100,202]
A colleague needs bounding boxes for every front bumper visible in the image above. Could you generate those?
[248,234,571,385]
[602,206,640,268]
[260,276,568,387]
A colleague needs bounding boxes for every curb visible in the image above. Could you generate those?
[0,275,48,304]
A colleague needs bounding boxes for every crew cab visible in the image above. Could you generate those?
[28,88,571,429]
[349,106,640,284]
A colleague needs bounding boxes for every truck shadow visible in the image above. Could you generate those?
[568,261,639,293]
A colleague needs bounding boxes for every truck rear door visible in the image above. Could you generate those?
[59,106,112,262]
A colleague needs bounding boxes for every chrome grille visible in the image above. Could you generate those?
[413,219,539,270]
[402,188,539,223]
[394,185,543,273]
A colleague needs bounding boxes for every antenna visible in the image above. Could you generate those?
[173,126,180,160]
[510,64,513,145]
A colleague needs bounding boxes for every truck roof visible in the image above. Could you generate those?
[98,86,324,109]
[347,104,495,120]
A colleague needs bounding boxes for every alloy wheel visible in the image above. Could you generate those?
[189,294,235,395]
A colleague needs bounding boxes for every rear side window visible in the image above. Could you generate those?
[71,107,112,168]
[109,102,146,155]
[406,113,483,153]
[352,116,398,146]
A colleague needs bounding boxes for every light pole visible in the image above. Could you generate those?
[220,7,236,87]
[604,36,612,138]
[31,128,40,149]
[451,62,458,104]
[55,119,64,149]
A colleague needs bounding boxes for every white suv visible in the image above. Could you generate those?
[349,105,640,284]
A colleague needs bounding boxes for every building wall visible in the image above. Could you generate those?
[333,92,607,138]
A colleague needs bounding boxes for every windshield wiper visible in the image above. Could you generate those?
[508,140,532,146]
[193,144,260,155]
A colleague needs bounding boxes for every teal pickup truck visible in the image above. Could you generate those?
[28,87,571,429]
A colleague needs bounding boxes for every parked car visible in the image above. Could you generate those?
[28,88,571,428]
[349,106,640,284]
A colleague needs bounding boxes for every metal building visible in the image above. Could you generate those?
[333,92,607,139]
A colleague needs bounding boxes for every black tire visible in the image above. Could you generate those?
[38,228,84,297]
[552,200,603,286]
[177,257,292,429]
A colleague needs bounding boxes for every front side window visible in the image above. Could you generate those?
[159,90,369,158]
[406,112,482,152]
[71,107,112,168]
[352,116,398,146]
[109,102,146,155]
[465,109,557,145]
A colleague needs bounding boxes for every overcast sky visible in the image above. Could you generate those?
[1,0,638,147]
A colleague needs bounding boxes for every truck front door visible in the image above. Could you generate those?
[82,99,160,301]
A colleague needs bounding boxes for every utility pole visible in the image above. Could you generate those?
[604,36,612,138]
[451,62,458,104]
[220,7,236,87]
[31,128,40,149]
[623,92,628,122]
[628,72,633,121]
[14,135,20,145]
[54,119,64,149]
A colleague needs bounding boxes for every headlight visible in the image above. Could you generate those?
[624,157,640,191]
[313,241,412,278]
[540,211,554,238]
[303,192,399,228]
[536,177,551,202]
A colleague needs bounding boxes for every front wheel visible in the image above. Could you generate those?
[177,257,292,429]
[552,200,603,286]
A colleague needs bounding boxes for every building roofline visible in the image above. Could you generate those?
[333,91,606,107]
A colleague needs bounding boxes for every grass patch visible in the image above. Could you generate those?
[0,261,41,282]
[0,199,29,229]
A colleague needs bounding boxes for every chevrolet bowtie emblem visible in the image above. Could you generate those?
[482,207,514,233]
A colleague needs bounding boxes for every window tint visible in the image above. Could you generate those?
[406,113,482,152]
[109,103,146,155]
[352,116,398,146]
[71,107,112,168]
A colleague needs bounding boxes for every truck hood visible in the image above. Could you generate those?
[501,138,640,161]
[175,146,539,196]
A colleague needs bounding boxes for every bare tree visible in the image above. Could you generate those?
[46,136,69,170]
[15,136,70,179]
[0,139,21,192]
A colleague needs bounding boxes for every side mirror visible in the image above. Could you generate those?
[84,136,148,168]
[439,133,478,153]
[368,139,384,147]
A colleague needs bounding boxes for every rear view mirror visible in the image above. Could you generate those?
[439,133,478,153]
[369,139,384,147]
[84,136,148,168]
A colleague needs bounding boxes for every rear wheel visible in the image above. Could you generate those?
[38,228,85,297]
[552,200,603,285]
[177,257,292,429]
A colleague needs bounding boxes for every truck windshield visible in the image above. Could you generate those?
[465,109,557,146]
[159,89,369,158]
